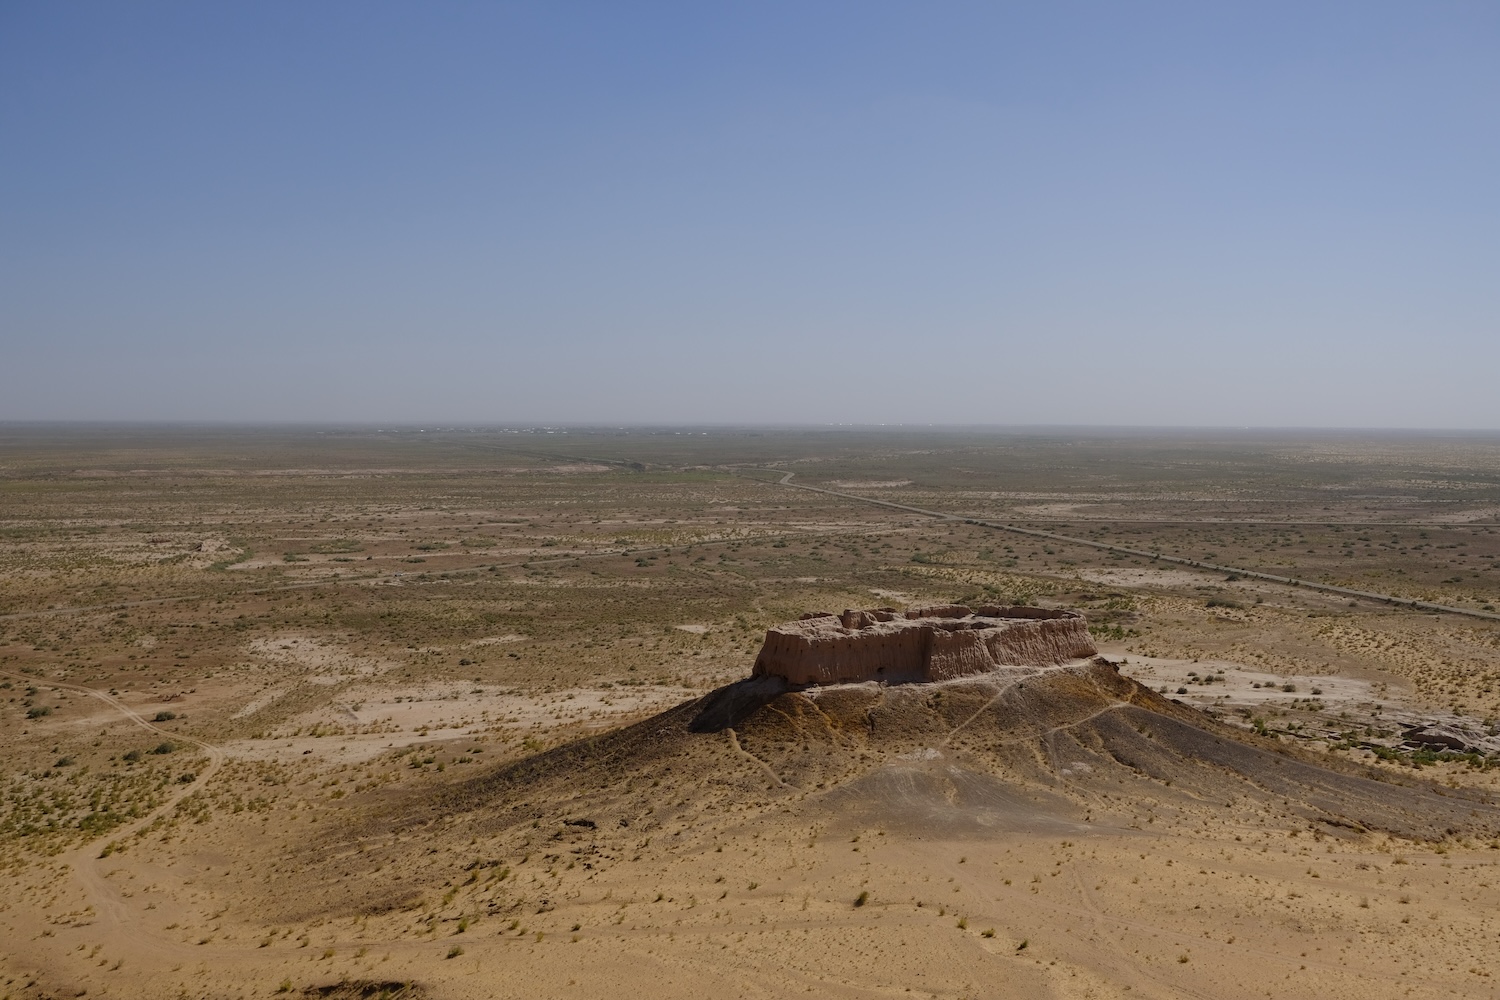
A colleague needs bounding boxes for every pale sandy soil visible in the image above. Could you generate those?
[246,633,398,684]
[6,652,1500,1000]
[459,635,528,647]
[1118,654,1383,706]
[7,774,1500,999]
[216,678,700,764]
[1076,568,1229,589]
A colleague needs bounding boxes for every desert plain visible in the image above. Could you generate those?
[3,426,1500,1000]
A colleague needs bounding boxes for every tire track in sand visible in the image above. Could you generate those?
[2,670,226,949]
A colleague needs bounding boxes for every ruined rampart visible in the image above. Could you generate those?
[751,605,1097,687]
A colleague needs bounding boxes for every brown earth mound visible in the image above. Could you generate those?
[290,657,1500,922]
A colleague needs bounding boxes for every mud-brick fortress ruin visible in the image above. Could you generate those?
[751,604,1098,687]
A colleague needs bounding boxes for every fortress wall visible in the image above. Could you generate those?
[972,606,1080,621]
[752,606,1098,687]
[925,629,999,681]
[982,616,1097,666]
[904,604,976,620]
[753,623,931,686]
[839,609,901,629]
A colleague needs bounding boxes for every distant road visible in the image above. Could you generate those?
[955,518,1499,528]
[758,471,1500,624]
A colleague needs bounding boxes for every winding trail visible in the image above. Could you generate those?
[940,673,1036,747]
[726,727,788,788]
[2,669,226,943]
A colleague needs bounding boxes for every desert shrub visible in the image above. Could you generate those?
[78,811,124,835]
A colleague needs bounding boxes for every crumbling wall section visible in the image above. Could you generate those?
[753,617,931,686]
[982,616,1099,666]
[752,605,1096,687]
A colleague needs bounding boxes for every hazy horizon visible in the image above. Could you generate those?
[6,421,1500,439]
[5,2,1498,428]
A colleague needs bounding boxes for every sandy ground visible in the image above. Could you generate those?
[217,683,701,765]
[55,831,1493,1000]
[6,651,1500,1000]
[5,429,1500,999]
[1077,568,1232,589]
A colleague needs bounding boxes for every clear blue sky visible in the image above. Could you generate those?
[3,2,1498,426]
